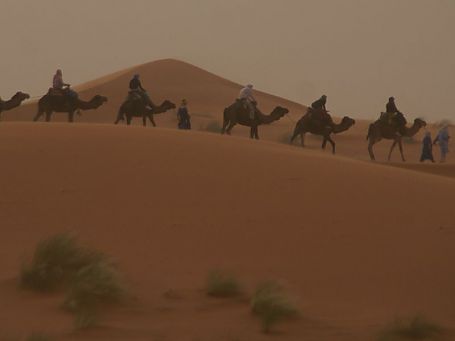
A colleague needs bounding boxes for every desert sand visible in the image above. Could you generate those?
[0,60,454,340]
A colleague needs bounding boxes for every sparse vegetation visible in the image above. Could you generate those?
[206,270,242,298]
[378,316,443,341]
[20,233,126,329]
[20,233,103,291]
[63,261,125,329]
[251,282,298,333]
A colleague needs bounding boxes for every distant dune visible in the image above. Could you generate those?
[0,122,454,340]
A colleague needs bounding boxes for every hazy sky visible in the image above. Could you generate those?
[1,0,454,120]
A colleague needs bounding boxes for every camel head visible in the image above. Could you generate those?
[271,106,289,119]
[91,95,108,106]
[14,91,30,101]
[414,118,427,128]
[162,100,176,110]
[341,116,356,127]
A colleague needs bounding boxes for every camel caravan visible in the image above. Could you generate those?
[1,70,429,162]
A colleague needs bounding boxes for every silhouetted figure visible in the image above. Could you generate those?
[434,125,450,163]
[238,84,257,120]
[52,69,78,99]
[129,74,155,109]
[177,99,191,130]
[420,131,435,162]
[310,95,333,127]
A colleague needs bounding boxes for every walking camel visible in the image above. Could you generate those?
[34,93,107,122]
[290,113,356,154]
[367,113,427,161]
[114,98,176,126]
[222,101,289,139]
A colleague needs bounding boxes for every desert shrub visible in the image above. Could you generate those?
[26,333,52,341]
[378,316,443,340]
[251,282,298,333]
[63,261,125,329]
[206,270,242,298]
[20,233,103,291]
[204,120,223,133]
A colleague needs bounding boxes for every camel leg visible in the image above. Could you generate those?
[250,126,255,139]
[388,139,398,161]
[300,133,306,147]
[148,114,156,127]
[114,111,124,124]
[221,119,229,134]
[45,111,52,122]
[126,115,132,125]
[226,122,235,135]
[253,126,259,140]
[33,111,44,122]
[327,136,336,154]
[368,140,377,161]
[68,111,74,123]
[142,115,147,127]
[398,138,406,162]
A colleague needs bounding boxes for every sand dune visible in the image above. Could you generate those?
[0,122,454,340]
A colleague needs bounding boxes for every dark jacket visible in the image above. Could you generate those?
[129,78,145,92]
[386,101,399,113]
[177,106,191,129]
[311,98,327,111]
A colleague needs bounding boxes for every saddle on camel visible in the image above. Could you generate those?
[307,95,334,128]
[49,69,78,103]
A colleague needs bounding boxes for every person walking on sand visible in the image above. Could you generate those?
[420,131,435,163]
[177,99,191,130]
[433,124,450,163]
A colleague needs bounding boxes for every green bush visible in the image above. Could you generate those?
[251,282,298,333]
[206,270,242,298]
[378,316,443,340]
[63,261,125,329]
[20,233,103,291]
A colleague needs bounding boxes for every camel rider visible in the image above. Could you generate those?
[238,84,256,120]
[311,95,332,126]
[52,69,78,98]
[129,74,155,109]
[383,97,402,125]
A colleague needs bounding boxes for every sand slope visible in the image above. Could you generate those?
[0,123,454,340]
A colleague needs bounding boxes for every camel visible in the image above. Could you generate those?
[221,101,289,139]
[290,113,356,154]
[33,93,108,122]
[114,98,176,126]
[0,92,30,120]
[367,115,427,161]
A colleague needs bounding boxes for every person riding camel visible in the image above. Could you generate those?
[238,84,257,121]
[310,95,332,126]
[52,69,78,98]
[383,96,402,125]
[129,74,155,109]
